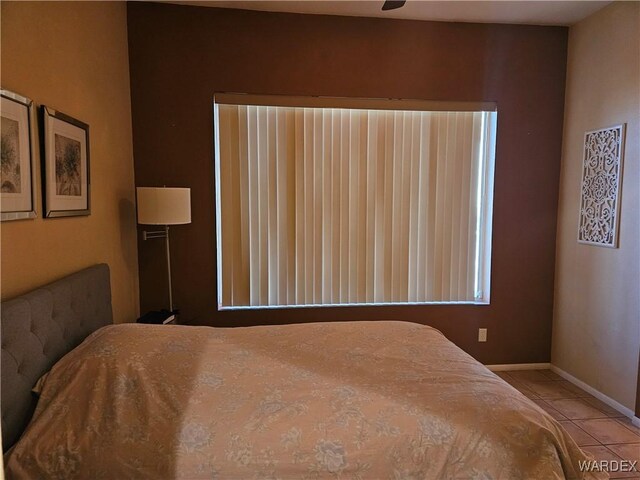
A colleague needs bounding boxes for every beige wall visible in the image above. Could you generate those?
[552,1,640,410]
[0,2,139,323]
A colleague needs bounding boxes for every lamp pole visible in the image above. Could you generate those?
[165,224,173,312]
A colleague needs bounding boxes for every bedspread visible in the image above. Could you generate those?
[5,321,603,479]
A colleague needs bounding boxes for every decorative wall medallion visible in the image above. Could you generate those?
[578,124,626,248]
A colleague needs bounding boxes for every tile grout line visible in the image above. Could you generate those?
[506,369,640,458]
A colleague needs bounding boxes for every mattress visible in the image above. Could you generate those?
[4,321,603,479]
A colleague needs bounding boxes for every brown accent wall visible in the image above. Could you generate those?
[128,2,568,364]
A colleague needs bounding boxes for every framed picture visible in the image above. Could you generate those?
[1,89,37,221]
[41,106,90,217]
[577,124,626,248]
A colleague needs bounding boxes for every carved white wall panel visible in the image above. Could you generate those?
[578,124,626,247]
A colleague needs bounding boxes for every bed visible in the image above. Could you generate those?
[2,265,603,479]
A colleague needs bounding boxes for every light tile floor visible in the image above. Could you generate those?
[497,369,640,479]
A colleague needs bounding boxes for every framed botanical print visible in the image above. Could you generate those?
[1,89,37,221]
[41,106,90,217]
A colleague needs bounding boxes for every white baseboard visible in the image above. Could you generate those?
[486,363,551,371]
[550,364,636,420]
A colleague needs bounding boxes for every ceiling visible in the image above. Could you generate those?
[166,1,612,26]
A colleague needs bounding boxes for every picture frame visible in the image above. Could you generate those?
[1,89,37,221]
[41,106,90,217]
[577,123,626,248]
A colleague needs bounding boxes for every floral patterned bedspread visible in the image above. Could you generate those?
[5,321,603,479]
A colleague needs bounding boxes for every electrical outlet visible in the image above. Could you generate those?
[478,328,487,342]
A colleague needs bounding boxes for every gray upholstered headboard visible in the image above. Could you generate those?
[1,264,113,450]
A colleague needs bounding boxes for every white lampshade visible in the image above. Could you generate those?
[137,187,191,225]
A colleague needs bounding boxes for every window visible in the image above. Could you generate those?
[214,94,497,309]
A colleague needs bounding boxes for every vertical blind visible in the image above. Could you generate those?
[214,98,496,309]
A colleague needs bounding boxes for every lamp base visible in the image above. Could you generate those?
[137,309,178,325]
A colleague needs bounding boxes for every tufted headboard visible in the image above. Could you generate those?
[1,264,113,450]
